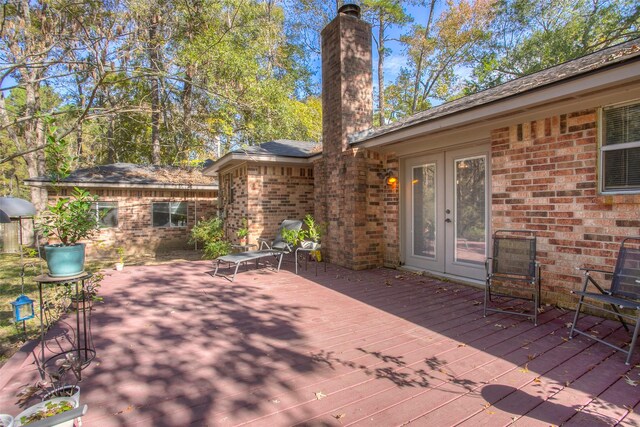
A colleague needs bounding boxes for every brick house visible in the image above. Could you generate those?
[203,140,319,245]
[26,163,218,258]
[209,5,640,307]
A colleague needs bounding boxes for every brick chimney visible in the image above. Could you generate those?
[321,4,373,156]
[318,4,375,269]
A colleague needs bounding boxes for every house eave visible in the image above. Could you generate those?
[25,181,218,191]
[204,152,312,175]
[354,58,640,149]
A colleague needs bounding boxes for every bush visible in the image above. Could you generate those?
[190,217,231,259]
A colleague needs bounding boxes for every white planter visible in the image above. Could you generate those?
[15,396,77,427]
[301,241,320,250]
[43,385,80,407]
[0,414,14,427]
[115,262,124,271]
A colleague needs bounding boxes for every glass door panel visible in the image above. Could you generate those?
[412,164,436,259]
[454,156,486,264]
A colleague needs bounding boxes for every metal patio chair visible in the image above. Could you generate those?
[257,219,303,254]
[569,236,640,365]
[484,230,541,325]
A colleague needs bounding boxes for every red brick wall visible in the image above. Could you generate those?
[247,164,315,245]
[219,166,248,241]
[218,163,315,246]
[47,187,218,259]
[491,109,640,306]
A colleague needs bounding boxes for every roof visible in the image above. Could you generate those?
[353,39,640,144]
[240,140,321,157]
[203,139,320,175]
[25,163,218,190]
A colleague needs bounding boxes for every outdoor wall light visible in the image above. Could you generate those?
[378,169,397,186]
[11,294,35,322]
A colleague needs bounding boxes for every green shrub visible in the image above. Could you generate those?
[190,217,231,259]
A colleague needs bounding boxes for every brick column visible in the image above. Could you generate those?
[320,5,374,269]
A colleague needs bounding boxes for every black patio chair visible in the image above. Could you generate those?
[484,230,541,325]
[569,236,640,365]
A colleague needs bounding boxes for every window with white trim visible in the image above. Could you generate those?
[92,201,118,228]
[601,101,640,192]
[152,202,187,227]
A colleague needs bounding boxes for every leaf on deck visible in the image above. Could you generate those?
[315,391,327,400]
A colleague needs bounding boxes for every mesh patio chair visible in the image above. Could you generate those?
[484,230,541,325]
[257,219,303,253]
[569,236,640,365]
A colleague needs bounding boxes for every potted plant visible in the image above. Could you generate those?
[68,272,104,311]
[301,214,324,261]
[38,188,99,277]
[115,246,125,271]
[16,354,82,427]
[15,397,76,427]
[236,218,249,245]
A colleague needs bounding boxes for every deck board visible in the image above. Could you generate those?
[0,260,637,426]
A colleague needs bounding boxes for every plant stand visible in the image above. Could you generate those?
[34,273,96,381]
[295,245,326,275]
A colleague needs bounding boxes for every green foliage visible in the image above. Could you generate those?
[466,0,640,91]
[38,188,99,245]
[281,227,304,246]
[190,217,231,259]
[116,246,125,263]
[236,218,249,239]
[44,118,76,183]
[303,213,324,243]
[20,400,75,424]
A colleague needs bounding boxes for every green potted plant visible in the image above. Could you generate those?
[16,354,82,427]
[236,218,249,245]
[38,187,99,277]
[115,246,125,271]
[301,214,324,261]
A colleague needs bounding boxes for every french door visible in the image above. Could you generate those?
[403,145,490,281]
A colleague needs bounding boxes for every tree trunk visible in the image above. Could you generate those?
[149,14,161,164]
[377,12,385,126]
[411,0,437,114]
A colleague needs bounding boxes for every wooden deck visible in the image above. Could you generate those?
[0,259,638,426]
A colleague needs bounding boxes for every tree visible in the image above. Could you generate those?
[362,0,410,126]
[466,0,640,91]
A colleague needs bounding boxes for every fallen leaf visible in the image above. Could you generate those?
[533,377,541,383]
[315,391,327,400]
[520,364,529,373]
[624,405,634,413]
[565,381,571,387]
[385,280,392,287]
[395,275,405,279]
[565,322,573,328]
[472,300,482,306]
[527,354,536,361]
[624,376,638,387]
[562,337,569,342]
[334,413,346,420]
[457,343,467,348]
[270,398,280,404]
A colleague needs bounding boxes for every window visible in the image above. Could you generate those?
[92,201,118,228]
[601,102,640,192]
[152,202,187,227]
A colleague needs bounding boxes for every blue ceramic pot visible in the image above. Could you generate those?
[44,243,86,277]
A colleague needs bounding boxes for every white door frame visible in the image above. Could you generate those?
[401,143,490,282]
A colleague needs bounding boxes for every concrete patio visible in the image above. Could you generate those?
[0,258,639,426]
